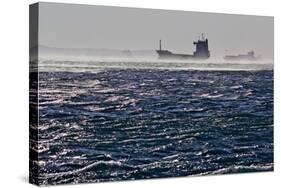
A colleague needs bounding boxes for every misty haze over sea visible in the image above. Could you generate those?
[34,45,273,73]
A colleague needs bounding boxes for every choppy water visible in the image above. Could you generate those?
[33,69,273,185]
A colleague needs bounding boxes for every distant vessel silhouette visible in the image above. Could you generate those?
[224,51,257,61]
[156,33,210,60]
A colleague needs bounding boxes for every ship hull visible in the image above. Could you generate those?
[156,50,209,60]
[224,56,257,61]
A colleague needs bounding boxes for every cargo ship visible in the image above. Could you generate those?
[156,34,210,60]
[224,51,257,61]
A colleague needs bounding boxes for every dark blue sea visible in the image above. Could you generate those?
[35,69,273,185]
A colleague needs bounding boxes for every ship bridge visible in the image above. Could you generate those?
[193,33,210,58]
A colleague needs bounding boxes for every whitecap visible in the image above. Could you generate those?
[41,160,124,178]
[230,85,243,89]
[209,163,273,174]
[198,93,224,98]
[162,154,180,160]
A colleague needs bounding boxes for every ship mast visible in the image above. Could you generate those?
[201,33,205,40]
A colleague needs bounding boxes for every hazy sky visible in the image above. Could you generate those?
[39,2,274,58]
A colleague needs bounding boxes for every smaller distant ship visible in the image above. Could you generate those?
[224,51,257,61]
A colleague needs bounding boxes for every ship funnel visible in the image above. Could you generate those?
[159,40,162,51]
